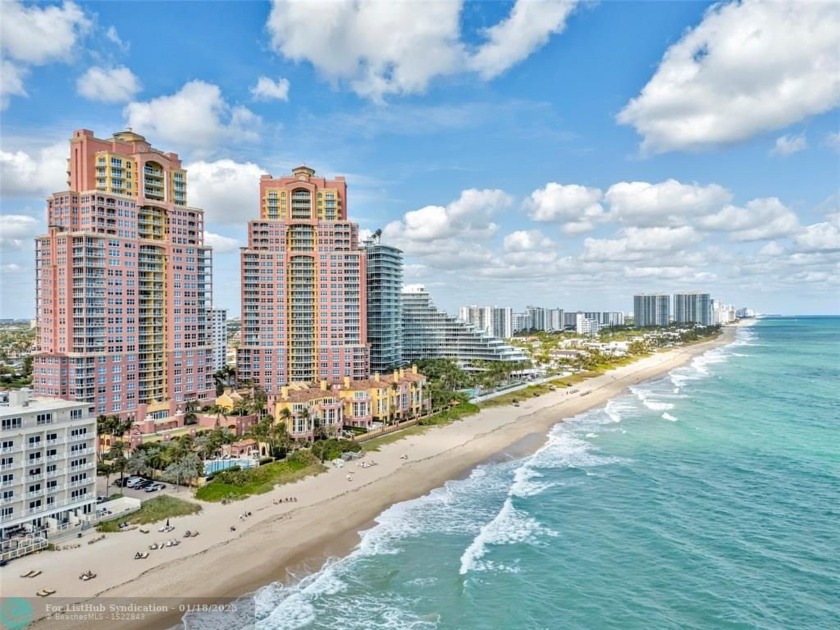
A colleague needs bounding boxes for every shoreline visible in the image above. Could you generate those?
[16,326,739,630]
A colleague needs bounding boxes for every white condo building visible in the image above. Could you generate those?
[459,305,514,339]
[406,288,528,367]
[208,308,227,373]
[0,390,97,540]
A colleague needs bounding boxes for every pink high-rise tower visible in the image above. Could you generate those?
[237,166,369,394]
[34,130,214,418]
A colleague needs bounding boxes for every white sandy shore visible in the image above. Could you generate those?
[10,328,737,630]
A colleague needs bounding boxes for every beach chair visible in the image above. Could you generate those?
[36,589,56,597]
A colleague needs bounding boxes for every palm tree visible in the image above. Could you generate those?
[250,385,268,417]
[126,450,150,477]
[298,407,311,440]
[109,440,129,487]
[269,421,292,459]
[97,460,115,496]
[96,414,116,463]
[183,400,199,426]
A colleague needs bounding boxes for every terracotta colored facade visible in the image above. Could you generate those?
[33,130,214,419]
[275,365,429,440]
[237,166,369,395]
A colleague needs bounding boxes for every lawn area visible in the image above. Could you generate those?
[97,495,201,532]
[194,451,326,502]
[479,371,606,408]
[419,402,480,426]
[361,424,429,452]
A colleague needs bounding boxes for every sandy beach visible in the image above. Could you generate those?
[10,327,737,630]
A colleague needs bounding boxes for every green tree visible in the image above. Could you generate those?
[183,400,199,426]
[97,460,115,495]
[126,450,150,477]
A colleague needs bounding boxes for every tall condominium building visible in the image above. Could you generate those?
[237,166,368,394]
[674,292,713,326]
[491,307,514,339]
[600,311,626,327]
[548,308,564,332]
[575,313,601,335]
[403,287,529,366]
[513,312,531,334]
[458,305,513,339]
[34,130,214,417]
[208,308,227,372]
[634,294,671,327]
[0,390,97,539]
[526,306,549,332]
[363,238,403,373]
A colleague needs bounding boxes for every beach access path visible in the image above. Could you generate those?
[13,326,738,630]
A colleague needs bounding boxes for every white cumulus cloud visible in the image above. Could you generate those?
[618,0,840,153]
[124,81,261,155]
[794,222,840,252]
[0,143,68,197]
[503,229,554,252]
[527,182,604,234]
[266,0,577,101]
[185,159,267,225]
[0,215,41,251]
[0,0,91,110]
[468,0,578,79]
[77,66,141,103]
[699,198,800,241]
[250,76,290,101]
[0,60,28,110]
[604,179,732,227]
[771,133,807,156]
[203,231,241,253]
[1,0,90,65]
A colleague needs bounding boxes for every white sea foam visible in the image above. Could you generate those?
[630,385,675,411]
[661,412,678,422]
[458,498,557,574]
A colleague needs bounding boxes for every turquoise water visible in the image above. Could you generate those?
[204,458,256,475]
[248,318,840,629]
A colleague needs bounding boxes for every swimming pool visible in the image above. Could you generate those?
[204,459,257,475]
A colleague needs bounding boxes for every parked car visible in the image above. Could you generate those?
[144,483,164,493]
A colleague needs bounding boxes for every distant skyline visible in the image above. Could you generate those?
[2,0,839,319]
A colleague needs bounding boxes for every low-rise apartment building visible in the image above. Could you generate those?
[275,366,429,440]
[0,389,96,540]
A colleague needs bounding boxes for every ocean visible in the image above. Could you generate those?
[211,318,840,630]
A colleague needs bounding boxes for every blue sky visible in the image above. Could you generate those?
[1,0,839,319]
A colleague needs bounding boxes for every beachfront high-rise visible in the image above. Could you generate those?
[208,308,227,372]
[403,286,528,367]
[362,237,403,373]
[674,292,713,326]
[33,130,214,417]
[237,167,368,395]
[634,293,670,327]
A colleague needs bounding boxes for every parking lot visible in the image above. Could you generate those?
[97,476,179,503]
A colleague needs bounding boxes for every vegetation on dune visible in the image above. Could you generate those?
[310,438,362,462]
[194,451,325,502]
[96,495,202,532]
